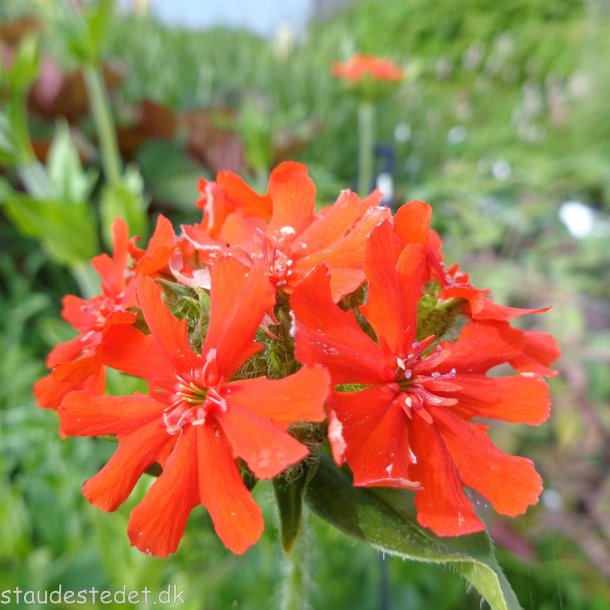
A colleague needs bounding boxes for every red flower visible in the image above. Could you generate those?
[35,215,178,410]
[332,53,405,83]
[291,219,553,536]
[396,200,561,376]
[182,161,390,301]
[34,218,136,409]
[59,257,329,556]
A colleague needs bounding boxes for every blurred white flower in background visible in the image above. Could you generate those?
[559,201,595,239]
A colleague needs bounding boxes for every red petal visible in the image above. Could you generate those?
[294,206,390,273]
[182,222,227,255]
[217,169,273,220]
[220,405,309,479]
[197,422,264,554]
[445,374,550,425]
[291,265,393,385]
[396,243,428,349]
[267,162,315,236]
[34,365,105,410]
[99,324,175,388]
[196,180,230,238]
[128,426,198,557]
[202,257,275,378]
[92,217,129,296]
[475,298,550,322]
[330,386,419,488]
[221,212,266,249]
[222,364,329,425]
[440,284,487,315]
[137,276,195,368]
[509,330,560,377]
[434,408,542,516]
[360,220,405,354]
[84,419,172,512]
[51,355,99,383]
[394,200,432,244]
[293,189,366,255]
[59,391,165,436]
[135,214,176,276]
[61,294,98,330]
[428,321,524,375]
[327,267,367,302]
[46,334,87,368]
[409,414,483,536]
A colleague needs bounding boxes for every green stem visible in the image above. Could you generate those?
[84,67,122,186]
[357,100,375,198]
[281,506,310,610]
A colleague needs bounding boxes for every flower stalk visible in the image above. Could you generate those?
[84,67,122,186]
[281,507,310,610]
[357,100,375,198]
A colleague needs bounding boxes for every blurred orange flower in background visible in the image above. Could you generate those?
[331,53,404,83]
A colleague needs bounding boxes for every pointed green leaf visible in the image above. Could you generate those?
[274,461,317,553]
[48,122,98,204]
[305,456,521,610]
[7,34,40,94]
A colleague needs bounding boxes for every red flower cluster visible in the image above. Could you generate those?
[332,53,405,83]
[38,161,559,556]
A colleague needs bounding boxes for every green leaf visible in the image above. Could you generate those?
[83,0,114,62]
[0,112,18,166]
[305,456,521,610]
[273,461,317,553]
[54,0,114,65]
[7,34,40,93]
[47,122,98,204]
[137,140,203,211]
[4,191,98,267]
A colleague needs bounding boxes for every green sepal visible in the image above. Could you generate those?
[305,455,522,610]
[417,290,468,344]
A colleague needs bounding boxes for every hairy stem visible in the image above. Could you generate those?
[281,507,310,610]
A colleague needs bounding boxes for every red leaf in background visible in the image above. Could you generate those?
[27,58,126,123]
[0,16,41,47]
[182,108,246,174]
[117,99,177,159]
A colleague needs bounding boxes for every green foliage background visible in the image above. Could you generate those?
[1,0,610,608]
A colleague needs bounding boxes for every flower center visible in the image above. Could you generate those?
[442,263,469,288]
[81,294,124,331]
[256,227,296,288]
[163,372,227,435]
[394,339,458,423]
